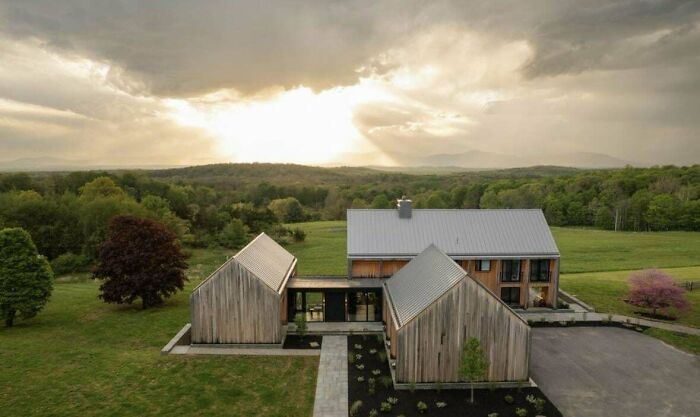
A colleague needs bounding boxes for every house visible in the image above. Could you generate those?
[189,233,296,344]
[347,197,560,309]
[383,244,530,383]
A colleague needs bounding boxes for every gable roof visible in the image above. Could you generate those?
[233,232,297,293]
[384,244,466,328]
[347,209,559,258]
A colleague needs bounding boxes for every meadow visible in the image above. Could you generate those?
[0,249,318,417]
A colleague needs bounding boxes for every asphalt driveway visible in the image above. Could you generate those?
[531,327,700,417]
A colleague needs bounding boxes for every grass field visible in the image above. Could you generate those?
[643,328,700,355]
[0,249,318,417]
[560,266,700,328]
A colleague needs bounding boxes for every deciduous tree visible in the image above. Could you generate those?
[627,269,688,317]
[93,216,187,309]
[460,337,490,404]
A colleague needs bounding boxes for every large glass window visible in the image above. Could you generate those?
[289,291,324,322]
[348,290,382,322]
[500,260,520,282]
[528,287,549,308]
[530,260,550,282]
[500,287,521,306]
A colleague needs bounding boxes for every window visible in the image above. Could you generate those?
[500,287,521,306]
[500,260,520,282]
[475,259,491,272]
[530,260,550,282]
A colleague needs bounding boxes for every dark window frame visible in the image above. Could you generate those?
[530,259,551,282]
[500,287,521,306]
[475,259,491,272]
[500,259,521,282]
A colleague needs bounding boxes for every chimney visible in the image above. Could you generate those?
[397,196,412,219]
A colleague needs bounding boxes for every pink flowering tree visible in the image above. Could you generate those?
[627,269,689,318]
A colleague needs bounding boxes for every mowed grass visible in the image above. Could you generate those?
[551,227,700,273]
[286,221,700,275]
[0,248,318,417]
[643,328,700,355]
[560,266,700,328]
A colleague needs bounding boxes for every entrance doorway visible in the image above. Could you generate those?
[325,292,346,322]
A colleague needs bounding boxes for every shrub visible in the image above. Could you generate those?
[377,351,387,363]
[349,400,363,417]
[408,382,416,393]
[372,369,381,376]
[379,402,391,413]
[0,228,54,327]
[348,351,356,364]
[526,395,546,413]
[387,397,399,405]
[369,348,378,354]
[504,395,514,404]
[290,227,306,242]
[515,407,528,417]
[488,413,499,417]
[488,381,497,393]
[357,376,365,382]
[435,381,443,393]
[50,252,89,275]
[356,364,365,370]
[435,401,447,408]
[379,375,393,388]
[356,354,363,360]
[368,377,376,395]
[376,334,384,343]
[294,313,308,340]
[416,401,428,413]
[355,344,363,350]
[92,216,187,309]
[369,409,379,417]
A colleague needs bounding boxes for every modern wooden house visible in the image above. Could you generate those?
[348,197,561,309]
[190,233,296,344]
[383,244,530,383]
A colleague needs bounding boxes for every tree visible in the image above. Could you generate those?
[627,269,688,318]
[371,194,391,209]
[460,337,490,404]
[0,228,53,327]
[645,194,682,231]
[93,216,187,309]
[218,219,249,249]
[268,197,305,223]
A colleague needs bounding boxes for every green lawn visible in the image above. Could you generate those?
[642,328,700,356]
[560,266,700,328]
[0,248,318,417]
[551,227,700,273]
[285,221,700,275]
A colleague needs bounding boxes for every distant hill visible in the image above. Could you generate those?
[0,157,181,172]
[404,150,634,169]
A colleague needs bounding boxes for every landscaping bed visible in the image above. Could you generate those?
[347,335,562,417]
[283,334,323,349]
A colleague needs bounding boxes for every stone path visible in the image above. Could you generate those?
[313,336,348,417]
[169,345,320,356]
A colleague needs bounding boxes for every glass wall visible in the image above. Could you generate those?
[289,290,324,322]
[348,290,382,322]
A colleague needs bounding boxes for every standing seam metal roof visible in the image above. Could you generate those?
[348,209,559,257]
[233,232,296,292]
[384,244,467,328]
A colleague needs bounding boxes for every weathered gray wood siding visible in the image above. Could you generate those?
[394,278,530,383]
[190,259,282,344]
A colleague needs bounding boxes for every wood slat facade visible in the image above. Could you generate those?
[190,259,284,344]
[388,276,530,383]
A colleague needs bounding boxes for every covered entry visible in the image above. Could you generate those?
[286,277,385,323]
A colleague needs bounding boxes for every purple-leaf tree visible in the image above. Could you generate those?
[627,269,689,318]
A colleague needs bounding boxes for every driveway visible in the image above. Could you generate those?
[531,327,700,417]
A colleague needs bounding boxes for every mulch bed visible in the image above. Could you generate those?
[283,335,323,349]
[347,335,562,417]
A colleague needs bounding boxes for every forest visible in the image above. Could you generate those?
[0,163,697,274]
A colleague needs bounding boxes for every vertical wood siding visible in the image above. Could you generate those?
[351,260,382,278]
[393,278,530,383]
[190,260,282,344]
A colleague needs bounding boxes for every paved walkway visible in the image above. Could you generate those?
[313,336,348,417]
[169,345,320,356]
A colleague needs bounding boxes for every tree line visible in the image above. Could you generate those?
[0,164,697,273]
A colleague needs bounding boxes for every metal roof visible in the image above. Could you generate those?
[384,244,467,328]
[234,232,296,292]
[347,209,559,257]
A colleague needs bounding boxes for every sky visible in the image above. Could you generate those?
[0,1,699,168]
